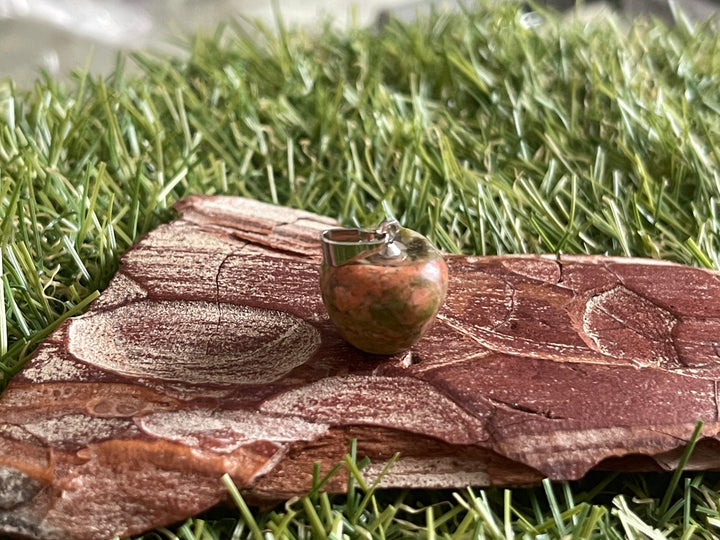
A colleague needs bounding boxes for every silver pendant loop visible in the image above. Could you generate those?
[321,219,401,267]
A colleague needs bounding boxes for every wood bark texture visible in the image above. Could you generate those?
[2,195,720,539]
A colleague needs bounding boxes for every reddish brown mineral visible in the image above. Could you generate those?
[1,195,720,540]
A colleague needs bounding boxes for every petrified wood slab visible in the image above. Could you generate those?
[2,195,720,539]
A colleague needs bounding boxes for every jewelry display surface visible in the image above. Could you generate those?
[2,195,720,540]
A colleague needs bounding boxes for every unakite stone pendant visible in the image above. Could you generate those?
[320,219,448,355]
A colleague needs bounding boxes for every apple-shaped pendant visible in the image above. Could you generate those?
[320,219,448,355]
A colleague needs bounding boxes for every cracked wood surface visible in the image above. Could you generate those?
[2,195,720,539]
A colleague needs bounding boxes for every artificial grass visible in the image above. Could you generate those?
[1,0,720,537]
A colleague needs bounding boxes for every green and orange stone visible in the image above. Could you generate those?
[320,219,448,355]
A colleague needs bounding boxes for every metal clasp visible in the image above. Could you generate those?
[321,219,401,266]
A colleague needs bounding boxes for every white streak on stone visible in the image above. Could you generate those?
[364,457,491,489]
[22,350,92,384]
[137,409,329,453]
[23,414,131,447]
[67,301,320,385]
[0,424,36,443]
[261,375,487,444]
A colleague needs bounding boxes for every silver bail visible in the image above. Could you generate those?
[321,219,401,266]
[377,219,402,259]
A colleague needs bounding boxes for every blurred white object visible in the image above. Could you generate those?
[0,0,409,84]
[0,0,153,45]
